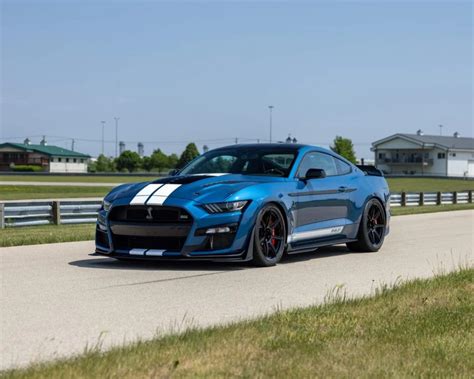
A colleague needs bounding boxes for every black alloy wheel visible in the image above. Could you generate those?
[252,204,286,267]
[347,199,387,252]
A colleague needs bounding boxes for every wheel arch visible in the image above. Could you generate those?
[242,200,290,261]
[264,201,290,242]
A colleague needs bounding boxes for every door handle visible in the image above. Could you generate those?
[338,186,347,193]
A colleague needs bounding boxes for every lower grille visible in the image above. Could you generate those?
[113,235,185,251]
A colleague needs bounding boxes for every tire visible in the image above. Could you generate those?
[347,198,387,252]
[251,204,287,267]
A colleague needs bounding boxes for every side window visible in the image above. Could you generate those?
[297,152,338,177]
[335,159,352,175]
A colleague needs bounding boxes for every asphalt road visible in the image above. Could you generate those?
[1,210,473,370]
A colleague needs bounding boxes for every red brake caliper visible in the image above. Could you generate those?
[271,225,277,247]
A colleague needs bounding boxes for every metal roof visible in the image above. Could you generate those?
[372,133,474,151]
[0,143,90,158]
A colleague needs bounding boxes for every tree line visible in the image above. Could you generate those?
[89,137,357,173]
[89,143,200,173]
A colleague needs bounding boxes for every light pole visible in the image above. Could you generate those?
[101,121,106,155]
[268,105,274,143]
[114,117,120,157]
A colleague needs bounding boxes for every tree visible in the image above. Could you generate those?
[89,154,116,172]
[330,136,357,164]
[149,149,169,173]
[167,153,179,169]
[115,150,142,172]
[142,156,153,172]
[177,143,199,168]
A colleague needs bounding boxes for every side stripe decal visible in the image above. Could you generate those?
[288,226,344,243]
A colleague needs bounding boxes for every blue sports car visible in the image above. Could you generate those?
[96,144,390,266]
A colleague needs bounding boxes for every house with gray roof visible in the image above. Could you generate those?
[0,138,90,173]
[372,131,474,177]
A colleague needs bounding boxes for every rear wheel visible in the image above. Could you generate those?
[252,204,286,267]
[347,199,386,252]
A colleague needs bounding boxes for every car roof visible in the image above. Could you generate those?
[213,143,316,152]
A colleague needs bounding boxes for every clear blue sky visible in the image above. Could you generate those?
[1,1,472,159]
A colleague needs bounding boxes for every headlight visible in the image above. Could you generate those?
[102,200,112,212]
[202,200,249,214]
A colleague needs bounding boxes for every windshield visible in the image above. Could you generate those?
[179,147,298,177]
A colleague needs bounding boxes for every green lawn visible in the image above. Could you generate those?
[390,203,474,216]
[0,175,158,183]
[0,224,95,247]
[0,175,473,191]
[0,185,111,200]
[387,177,474,192]
[2,269,472,378]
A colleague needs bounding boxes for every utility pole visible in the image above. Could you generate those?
[235,137,238,144]
[101,121,106,155]
[439,124,444,136]
[71,139,75,151]
[114,117,120,157]
[268,105,274,143]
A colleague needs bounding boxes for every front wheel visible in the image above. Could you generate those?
[251,204,287,267]
[347,199,387,252]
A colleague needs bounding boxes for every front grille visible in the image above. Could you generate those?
[109,205,192,224]
[109,205,193,252]
[113,235,186,251]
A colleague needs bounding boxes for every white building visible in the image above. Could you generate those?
[0,140,90,173]
[372,132,474,177]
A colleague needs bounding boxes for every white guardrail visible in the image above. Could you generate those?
[0,190,473,228]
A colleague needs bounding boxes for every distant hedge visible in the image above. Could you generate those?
[12,165,44,172]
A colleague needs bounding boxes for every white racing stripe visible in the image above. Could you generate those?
[146,184,182,205]
[129,248,147,256]
[193,173,228,177]
[130,184,164,205]
[146,249,166,257]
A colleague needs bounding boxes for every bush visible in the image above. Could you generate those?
[12,165,44,172]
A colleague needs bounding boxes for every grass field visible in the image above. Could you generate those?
[0,224,95,247]
[0,185,111,200]
[0,175,473,191]
[390,203,474,216]
[386,177,474,192]
[0,175,158,183]
[2,268,472,378]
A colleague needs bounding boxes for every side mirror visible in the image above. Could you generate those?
[303,168,326,180]
[168,169,180,176]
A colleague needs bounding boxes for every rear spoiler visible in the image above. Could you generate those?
[356,165,384,177]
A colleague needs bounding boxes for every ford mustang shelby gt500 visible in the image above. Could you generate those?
[96,144,390,266]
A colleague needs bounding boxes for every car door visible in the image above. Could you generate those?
[288,151,353,246]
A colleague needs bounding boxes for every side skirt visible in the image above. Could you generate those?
[286,238,358,255]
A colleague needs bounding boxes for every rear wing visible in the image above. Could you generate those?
[356,165,384,177]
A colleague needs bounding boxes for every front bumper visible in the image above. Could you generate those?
[95,196,258,261]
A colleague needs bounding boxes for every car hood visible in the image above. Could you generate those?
[107,174,284,204]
